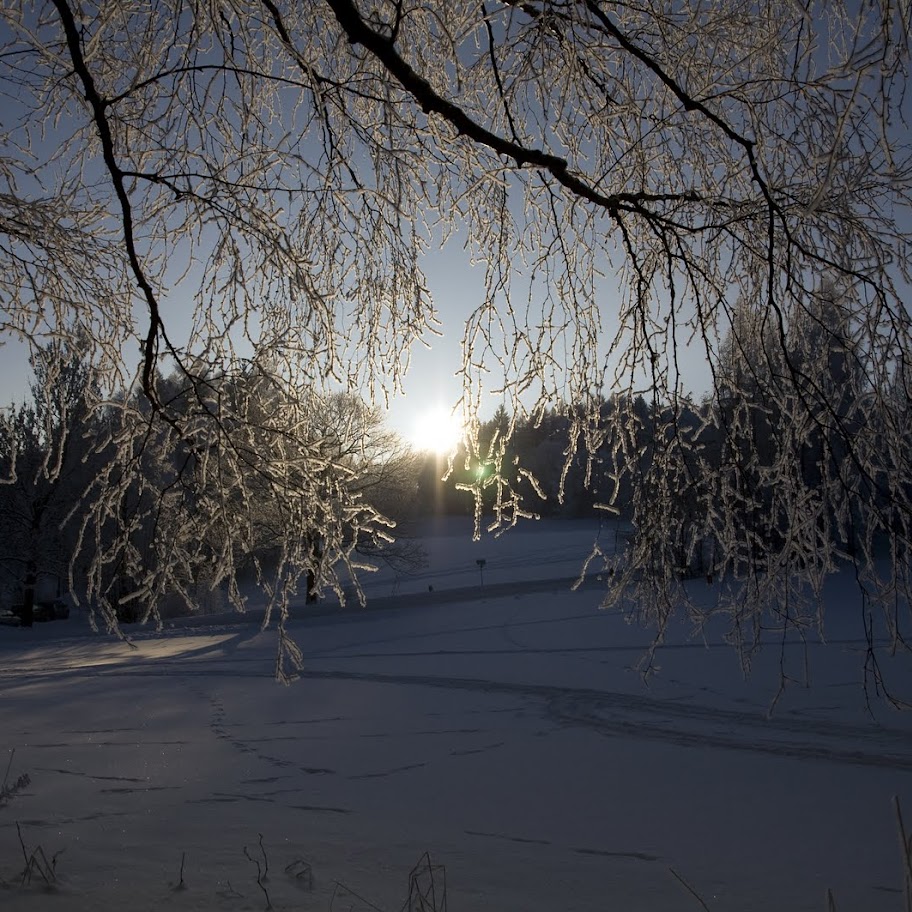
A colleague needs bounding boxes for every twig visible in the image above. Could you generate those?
[16,822,30,872]
[669,866,712,912]
[404,852,447,912]
[16,823,57,888]
[244,834,272,909]
[330,880,386,912]
[0,771,31,808]
[258,832,269,881]
[3,748,14,789]
[895,796,912,912]
[172,850,187,891]
[1,748,30,809]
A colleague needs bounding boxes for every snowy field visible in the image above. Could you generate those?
[1,519,911,911]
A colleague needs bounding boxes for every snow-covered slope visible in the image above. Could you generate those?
[1,520,910,911]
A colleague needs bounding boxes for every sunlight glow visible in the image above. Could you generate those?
[409,405,464,456]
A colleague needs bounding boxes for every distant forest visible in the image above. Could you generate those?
[1,280,900,624]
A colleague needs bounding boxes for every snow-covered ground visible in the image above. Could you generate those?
[1,519,911,911]
[354,517,625,598]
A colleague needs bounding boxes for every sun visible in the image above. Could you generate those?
[409,405,464,456]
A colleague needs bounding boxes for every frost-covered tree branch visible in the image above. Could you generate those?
[0,1,910,684]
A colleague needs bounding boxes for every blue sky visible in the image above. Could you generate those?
[0,241,478,445]
[0,232,717,448]
[384,244,481,443]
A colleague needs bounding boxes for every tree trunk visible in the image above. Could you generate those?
[306,567,317,604]
[21,560,36,628]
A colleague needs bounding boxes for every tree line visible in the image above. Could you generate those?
[0,347,418,644]
[420,279,908,598]
[3,276,905,642]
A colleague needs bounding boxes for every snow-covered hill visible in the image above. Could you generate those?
[1,519,910,911]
